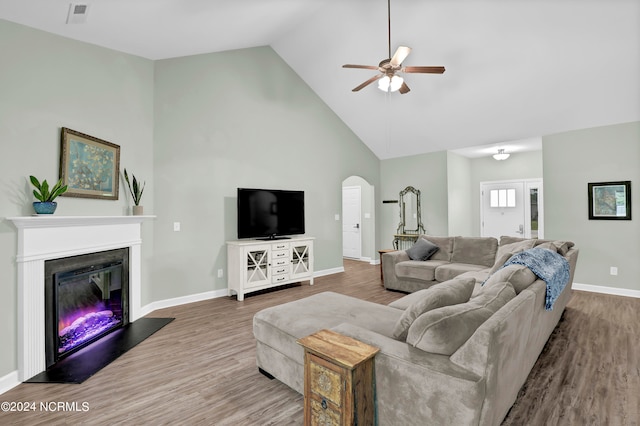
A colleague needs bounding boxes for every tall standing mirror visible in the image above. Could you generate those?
[394,186,425,249]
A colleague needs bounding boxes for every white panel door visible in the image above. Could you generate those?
[342,186,361,259]
[481,181,525,239]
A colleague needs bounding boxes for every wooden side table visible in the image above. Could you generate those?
[297,329,379,426]
[378,249,396,284]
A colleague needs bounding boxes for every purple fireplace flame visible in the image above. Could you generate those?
[58,308,121,354]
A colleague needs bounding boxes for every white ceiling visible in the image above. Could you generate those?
[1,0,638,159]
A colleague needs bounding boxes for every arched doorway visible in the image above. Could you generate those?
[342,176,375,263]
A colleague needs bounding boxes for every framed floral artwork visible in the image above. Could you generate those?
[60,127,120,200]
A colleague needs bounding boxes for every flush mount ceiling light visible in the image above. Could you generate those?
[493,149,510,161]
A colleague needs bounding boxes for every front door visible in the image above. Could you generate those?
[481,180,543,239]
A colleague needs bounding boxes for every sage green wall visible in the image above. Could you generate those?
[446,152,473,236]
[379,151,449,251]
[343,176,376,262]
[543,122,640,290]
[152,46,380,301]
[469,151,543,236]
[0,20,154,378]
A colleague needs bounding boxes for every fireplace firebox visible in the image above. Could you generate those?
[44,248,129,368]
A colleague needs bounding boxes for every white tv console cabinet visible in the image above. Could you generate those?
[227,236,314,301]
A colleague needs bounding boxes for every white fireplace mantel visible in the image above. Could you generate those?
[8,215,155,381]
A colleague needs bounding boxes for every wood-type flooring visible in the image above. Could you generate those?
[0,260,638,425]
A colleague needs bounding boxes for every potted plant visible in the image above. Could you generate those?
[30,175,68,214]
[124,168,146,215]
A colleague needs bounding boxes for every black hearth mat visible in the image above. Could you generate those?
[25,317,174,384]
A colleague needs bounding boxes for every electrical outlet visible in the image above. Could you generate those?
[335,214,340,221]
[610,266,618,276]
[217,269,224,278]
[173,222,181,232]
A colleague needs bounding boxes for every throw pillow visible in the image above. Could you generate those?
[535,242,558,253]
[483,264,537,294]
[392,277,475,341]
[406,238,439,261]
[406,282,516,355]
[490,239,536,272]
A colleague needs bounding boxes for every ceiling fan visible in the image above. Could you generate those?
[342,0,445,94]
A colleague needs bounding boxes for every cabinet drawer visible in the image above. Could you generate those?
[272,265,289,276]
[309,356,343,408]
[272,258,289,267]
[272,273,290,284]
[272,242,290,251]
[272,250,289,260]
[310,398,341,426]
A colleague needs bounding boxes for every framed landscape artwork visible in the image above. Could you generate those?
[60,127,120,200]
[588,181,631,220]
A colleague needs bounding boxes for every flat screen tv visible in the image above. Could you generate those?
[237,188,305,239]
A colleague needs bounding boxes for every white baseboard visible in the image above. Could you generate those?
[140,288,229,316]
[314,266,345,277]
[0,370,19,395]
[141,266,345,314]
[572,282,640,298]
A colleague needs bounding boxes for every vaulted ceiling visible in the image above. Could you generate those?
[1,0,638,159]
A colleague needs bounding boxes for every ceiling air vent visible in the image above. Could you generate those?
[66,3,90,24]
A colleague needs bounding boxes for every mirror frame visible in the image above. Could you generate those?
[397,186,425,236]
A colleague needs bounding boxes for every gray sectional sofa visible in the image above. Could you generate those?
[253,236,579,425]
[382,234,575,293]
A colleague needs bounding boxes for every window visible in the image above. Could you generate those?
[490,189,516,208]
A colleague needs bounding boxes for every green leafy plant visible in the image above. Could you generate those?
[124,168,145,206]
[29,175,68,202]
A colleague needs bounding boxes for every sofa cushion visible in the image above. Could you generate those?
[535,240,574,256]
[483,264,537,294]
[419,235,454,262]
[395,260,448,281]
[406,238,439,261]
[490,239,536,273]
[392,277,475,341]
[451,237,498,267]
[535,242,557,253]
[435,263,488,283]
[253,292,403,366]
[406,282,516,355]
[456,270,491,285]
[500,236,575,257]
[499,236,529,246]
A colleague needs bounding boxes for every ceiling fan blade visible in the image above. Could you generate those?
[390,46,411,67]
[342,64,379,70]
[403,66,446,74]
[399,82,410,94]
[352,74,383,92]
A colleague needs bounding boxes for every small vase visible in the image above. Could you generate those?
[33,201,57,215]
[132,205,144,216]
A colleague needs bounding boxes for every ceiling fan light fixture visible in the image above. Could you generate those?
[389,75,404,92]
[378,75,403,92]
[493,149,510,161]
[378,75,390,91]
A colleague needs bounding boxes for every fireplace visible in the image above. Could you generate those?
[8,215,153,381]
[44,248,129,368]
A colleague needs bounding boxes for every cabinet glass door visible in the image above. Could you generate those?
[246,248,270,287]
[291,244,310,277]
